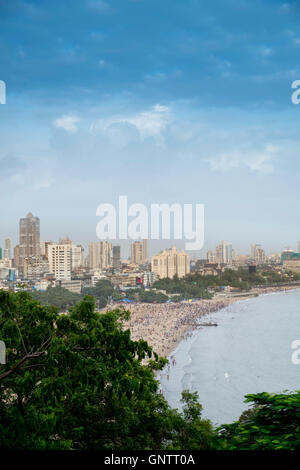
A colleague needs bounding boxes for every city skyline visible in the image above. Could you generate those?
[1,211,300,260]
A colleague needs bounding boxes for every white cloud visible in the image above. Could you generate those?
[208,145,278,174]
[53,114,80,133]
[90,104,172,140]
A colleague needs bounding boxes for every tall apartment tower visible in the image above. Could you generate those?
[112,245,121,269]
[48,243,72,280]
[4,238,11,259]
[207,250,216,263]
[100,241,113,269]
[41,241,53,258]
[142,239,148,262]
[13,245,20,268]
[87,242,100,270]
[216,241,232,264]
[297,242,300,253]
[131,239,149,265]
[19,212,40,269]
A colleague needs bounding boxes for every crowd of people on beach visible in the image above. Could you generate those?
[102,285,296,359]
[111,299,231,357]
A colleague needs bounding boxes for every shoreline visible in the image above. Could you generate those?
[108,284,300,360]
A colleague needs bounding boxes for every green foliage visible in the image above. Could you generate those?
[1,290,300,451]
[216,391,300,450]
[0,290,214,450]
[153,267,296,295]
[168,390,214,450]
[31,286,81,310]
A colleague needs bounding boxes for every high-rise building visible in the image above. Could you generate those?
[41,241,53,258]
[143,239,148,262]
[113,245,121,269]
[100,241,113,269]
[87,242,100,270]
[4,239,11,259]
[13,245,20,269]
[216,241,232,264]
[19,212,40,269]
[71,244,84,270]
[151,246,190,279]
[206,250,216,263]
[131,239,148,265]
[48,243,72,280]
[297,242,300,253]
[0,247,2,260]
[250,244,266,264]
[256,247,266,265]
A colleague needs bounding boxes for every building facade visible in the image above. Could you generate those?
[19,212,40,270]
[48,243,72,280]
[151,246,190,279]
[100,241,113,269]
[131,239,148,265]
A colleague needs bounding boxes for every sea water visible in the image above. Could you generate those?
[160,289,300,426]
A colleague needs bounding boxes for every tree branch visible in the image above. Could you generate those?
[0,351,47,381]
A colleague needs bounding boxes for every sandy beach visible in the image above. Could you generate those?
[104,284,299,359]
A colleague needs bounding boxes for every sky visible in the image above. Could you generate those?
[1,0,300,257]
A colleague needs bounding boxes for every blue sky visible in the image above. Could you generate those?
[1,0,300,256]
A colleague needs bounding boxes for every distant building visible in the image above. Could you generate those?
[282,251,300,274]
[60,279,82,294]
[19,212,40,271]
[23,255,49,280]
[87,242,100,270]
[131,239,148,265]
[48,243,72,280]
[297,242,300,253]
[256,247,266,265]
[100,241,113,269]
[4,238,11,259]
[142,271,156,287]
[207,250,216,263]
[71,244,84,270]
[13,245,20,269]
[250,244,266,264]
[216,241,232,264]
[151,246,190,279]
[41,241,53,258]
[113,245,121,269]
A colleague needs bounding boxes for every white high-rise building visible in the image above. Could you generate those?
[71,244,84,269]
[207,250,216,263]
[4,238,11,259]
[250,244,266,264]
[48,244,72,280]
[216,241,232,264]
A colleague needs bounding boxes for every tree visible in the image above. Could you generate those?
[169,390,214,450]
[31,286,81,310]
[0,290,214,450]
[216,392,300,450]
